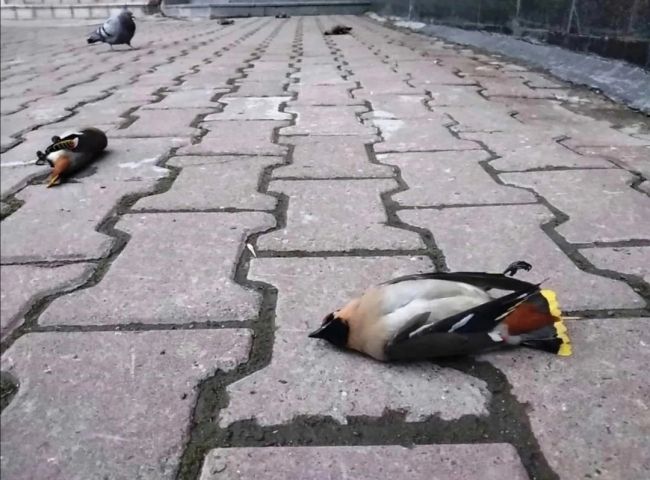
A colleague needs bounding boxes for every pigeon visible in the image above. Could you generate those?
[275,13,290,19]
[309,261,572,361]
[324,25,352,36]
[87,8,136,49]
[36,127,108,187]
[218,18,234,26]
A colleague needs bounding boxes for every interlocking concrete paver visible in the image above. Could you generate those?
[489,142,614,171]
[112,109,201,138]
[372,116,479,152]
[281,105,375,136]
[0,264,93,339]
[273,136,390,178]
[142,88,229,110]
[399,205,644,310]
[0,330,251,480]
[227,81,290,97]
[39,212,274,326]
[134,156,277,211]
[502,170,650,243]
[1,183,146,263]
[362,93,431,118]
[574,145,650,178]
[179,120,289,156]
[290,84,361,105]
[383,151,534,205]
[487,319,650,480]
[220,257,489,426]
[257,179,423,252]
[581,247,650,283]
[205,97,291,121]
[200,445,529,480]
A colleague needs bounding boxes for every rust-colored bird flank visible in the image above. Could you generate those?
[505,303,558,335]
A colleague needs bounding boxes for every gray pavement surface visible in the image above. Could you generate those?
[1,13,649,480]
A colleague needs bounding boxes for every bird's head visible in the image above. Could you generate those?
[308,311,350,348]
[45,152,71,188]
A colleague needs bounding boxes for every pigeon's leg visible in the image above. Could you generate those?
[503,261,533,277]
[128,42,134,49]
[110,44,114,50]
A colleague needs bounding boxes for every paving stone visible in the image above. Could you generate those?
[355,76,421,95]
[112,109,200,138]
[106,86,159,104]
[1,182,145,263]
[581,247,650,283]
[479,77,565,99]
[441,105,523,132]
[142,88,229,110]
[0,329,251,480]
[574,145,650,178]
[487,319,650,480]
[0,264,93,339]
[290,83,361,105]
[179,120,288,156]
[372,116,479,152]
[0,165,49,198]
[291,65,346,85]
[362,93,430,118]
[490,142,614,171]
[383,151,534,206]
[402,62,477,85]
[399,205,644,310]
[200,444,528,480]
[205,97,291,121]
[227,81,290,97]
[502,170,650,243]
[257,179,423,252]
[281,105,374,136]
[460,130,560,154]
[134,156,277,211]
[220,256,489,426]
[40,212,274,326]
[273,136,390,178]
[79,137,184,184]
[562,129,650,148]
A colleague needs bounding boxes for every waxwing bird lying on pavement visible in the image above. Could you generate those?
[309,261,572,361]
[36,127,108,188]
[87,8,136,49]
[324,25,352,35]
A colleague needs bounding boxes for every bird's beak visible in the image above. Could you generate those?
[46,174,60,188]
[308,320,333,338]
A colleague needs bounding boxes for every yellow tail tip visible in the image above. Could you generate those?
[541,289,572,357]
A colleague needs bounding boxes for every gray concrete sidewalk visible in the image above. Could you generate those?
[1,14,649,480]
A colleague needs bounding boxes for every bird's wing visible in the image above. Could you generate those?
[382,271,536,292]
[100,15,121,39]
[120,13,136,37]
[392,283,540,343]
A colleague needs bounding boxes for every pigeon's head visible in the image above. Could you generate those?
[120,7,135,19]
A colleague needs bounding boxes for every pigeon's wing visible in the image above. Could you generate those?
[99,15,121,40]
[120,14,136,39]
[382,271,536,292]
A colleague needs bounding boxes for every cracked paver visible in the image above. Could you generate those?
[2,14,649,480]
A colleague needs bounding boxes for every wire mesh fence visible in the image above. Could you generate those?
[373,0,649,66]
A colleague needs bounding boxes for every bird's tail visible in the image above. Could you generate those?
[87,30,102,44]
[502,290,572,356]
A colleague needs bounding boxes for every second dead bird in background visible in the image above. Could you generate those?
[87,7,136,50]
[324,25,352,35]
